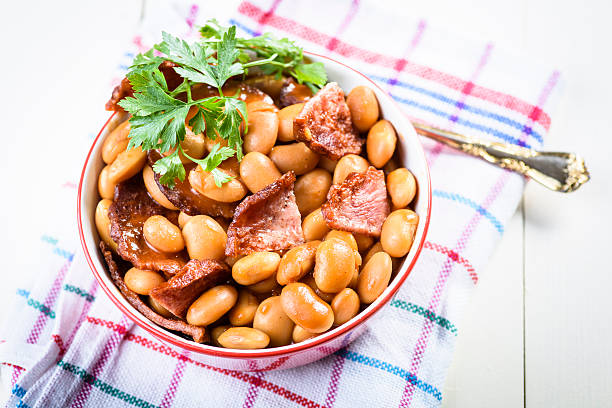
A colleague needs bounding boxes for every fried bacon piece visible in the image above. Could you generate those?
[109,176,187,275]
[322,167,390,237]
[279,77,313,108]
[225,172,304,256]
[148,151,236,218]
[150,260,230,318]
[106,61,183,112]
[100,241,208,343]
[294,82,363,160]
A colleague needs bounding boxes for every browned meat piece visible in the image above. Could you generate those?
[159,61,185,91]
[189,83,218,101]
[225,172,304,256]
[106,61,183,112]
[105,77,133,112]
[293,82,363,160]
[150,259,230,318]
[100,241,208,343]
[148,151,236,218]
[321,167,390,237]
[279,77,313,108]
[109,176,187,275]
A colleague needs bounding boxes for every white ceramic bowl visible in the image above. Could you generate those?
[78,52,432,371]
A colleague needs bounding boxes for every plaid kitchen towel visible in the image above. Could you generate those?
[0,0,562,407]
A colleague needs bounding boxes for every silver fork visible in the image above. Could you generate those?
[413,123,590,193]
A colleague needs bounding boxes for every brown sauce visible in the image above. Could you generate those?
[148,151,237,218]
[108,176,187,275]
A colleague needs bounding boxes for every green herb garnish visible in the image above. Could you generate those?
[118,21,327,188]
[200,20,327,92]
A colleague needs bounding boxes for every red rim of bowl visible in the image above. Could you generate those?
[77,52,432,359]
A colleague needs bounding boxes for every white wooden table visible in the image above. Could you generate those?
[1,0,610,406]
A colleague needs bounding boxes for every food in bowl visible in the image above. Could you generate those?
[94,21,419,350]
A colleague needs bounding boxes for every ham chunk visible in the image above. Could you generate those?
[225,172,304,256]
[109,176,187,275]
[100,241,208,343]
[294,82,363,160]
[150,260,230,318]
[322,167,390,237]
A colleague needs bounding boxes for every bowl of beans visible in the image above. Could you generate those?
[78,52,432,371]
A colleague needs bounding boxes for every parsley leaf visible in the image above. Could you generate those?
[118,72,182,116]
[185,143,236,187]
[211,168,234,187]
[152,149,186,188]
[293,62,327,88]
[188,97,224,135]
[214,26,244,91]
[196,143,236,170]
[118,66,190,153]
[126,107,189,153]
[157,33,219,88]
[156,28,244,91]
[218,96,247,160]
[129,49,165,75]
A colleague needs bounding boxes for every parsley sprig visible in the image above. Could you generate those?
[118,22,327,188]
[201,20,327,93]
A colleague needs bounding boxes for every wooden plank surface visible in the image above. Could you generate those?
[522,1,612,405]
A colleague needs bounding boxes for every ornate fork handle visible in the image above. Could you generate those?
[413,123,590,193]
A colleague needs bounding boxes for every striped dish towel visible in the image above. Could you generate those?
[0,1,562,407]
